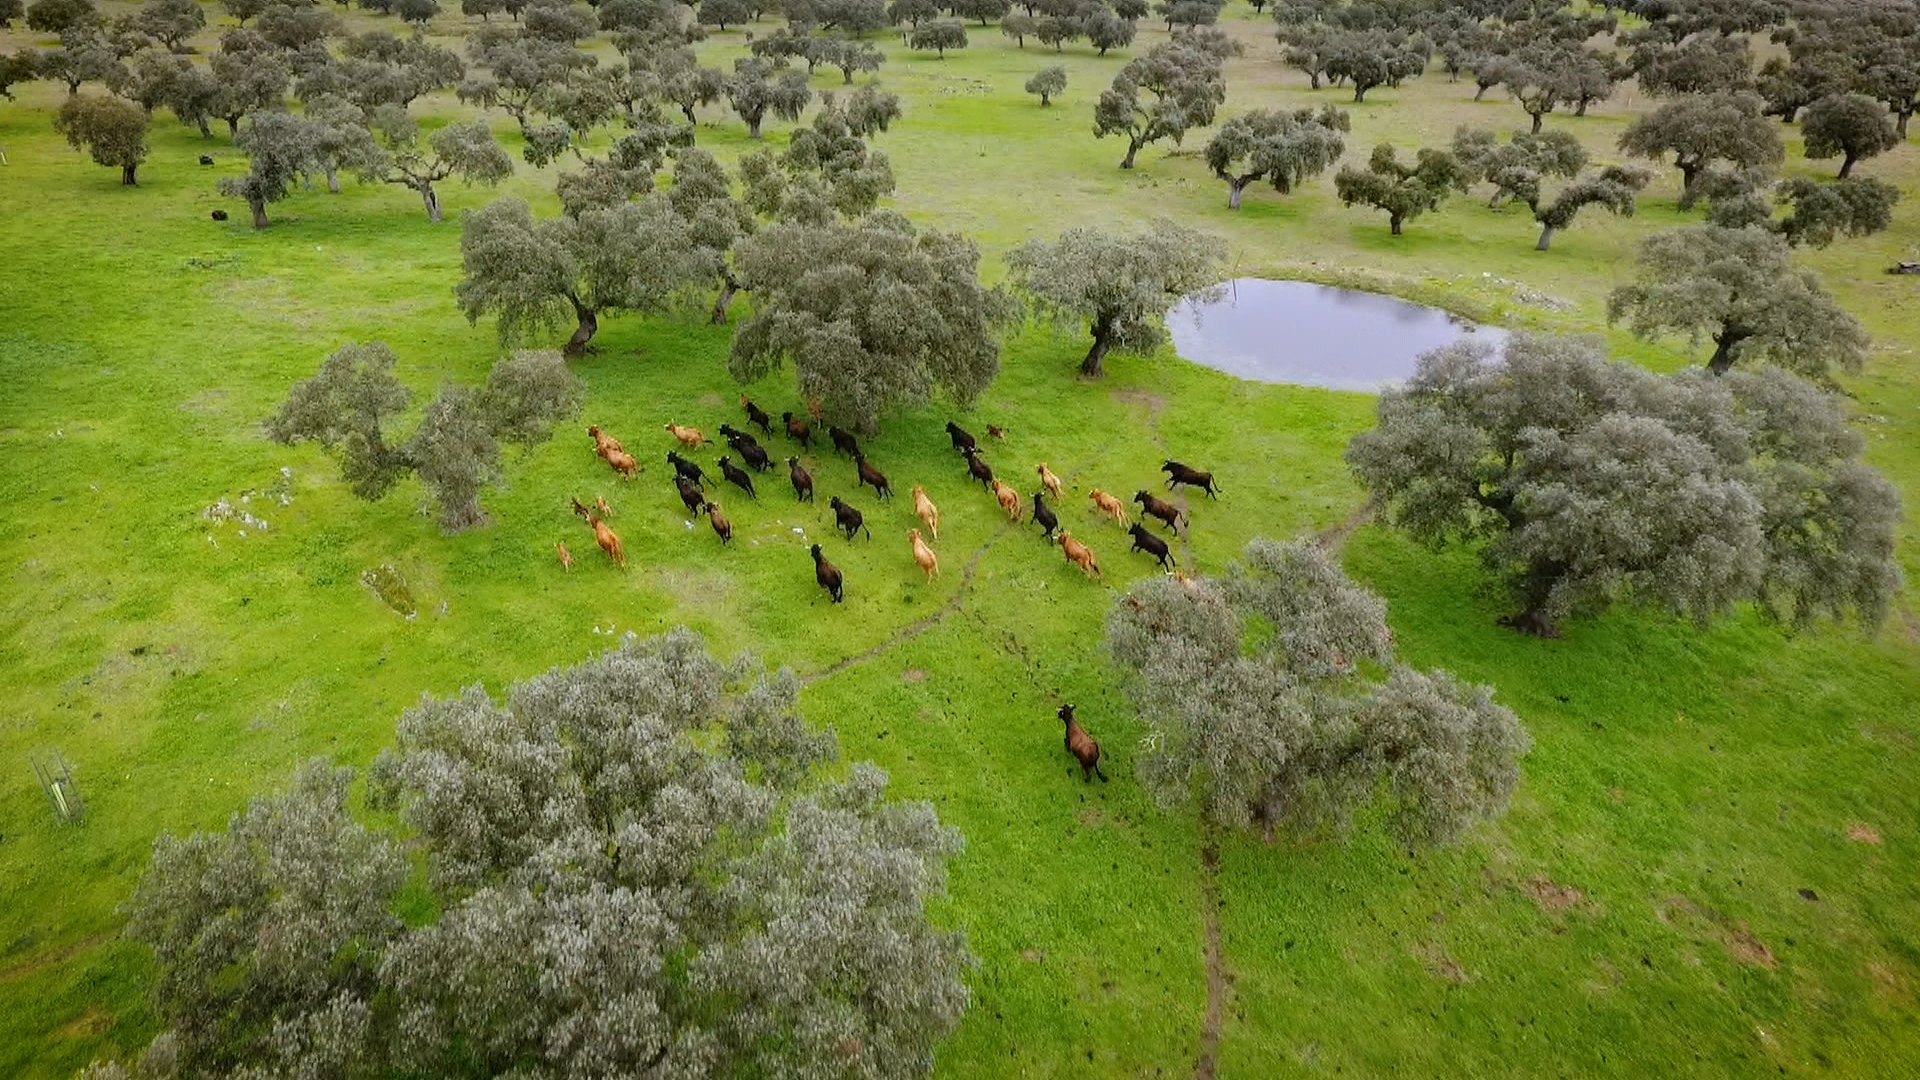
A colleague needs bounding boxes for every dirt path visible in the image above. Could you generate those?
[798,437,1121,686]
[1314,494,1380,554]
[1195,839,1227,1080]
[0,931,113,986]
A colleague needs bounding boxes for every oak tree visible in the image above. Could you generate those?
[1204,103,1347,209]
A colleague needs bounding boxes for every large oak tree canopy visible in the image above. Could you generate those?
[89,631,972,1080]
[1346,333,1900,637]
[728,212,1013,434]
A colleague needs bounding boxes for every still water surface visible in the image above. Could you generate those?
[1167,279,1509,392]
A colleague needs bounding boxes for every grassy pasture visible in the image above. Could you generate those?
[3,4,1920,1077]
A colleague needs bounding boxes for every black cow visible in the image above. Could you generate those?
[829,425,861,458]
[1127,523,1175,569]
[1161,460,1220,498]
[740,396,773,435]
[717,456,757,499]
[1133,490,1186,531]
[962,447,994,489]
[1031,491,1059,539]
[783,411,813,449]
[854,453,892,498]
[675,475,709,515]
[829,495,871,540]
[945,421,977,454]
[667,450,706,487]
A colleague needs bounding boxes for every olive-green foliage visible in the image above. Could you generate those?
[1333,142,1468,235]
[1800,93,1901,179]
[24,0,95,33]
[456,194,711,354]
[1092,38,1225,169]
[1106,539,1529,845]
[1346,333,1900,635]
[724,54,811,139]
[1616,91,1782,201]
[729,213,1013,433]
[358,110,513,222]
[908,19,969,58]
[219,110,325,226]
[1450,126,1588,210]
[1025,63,1066,105]
[1004,219,1222,377]
[51,92,146,184]
[130,0,204,53]
[89,632,971,1079]
[1629,32,1755,98]
[1532,165,1650,250]
[268,343,581,530]
[1203,104,1347,209]
[1607,225,1870,380]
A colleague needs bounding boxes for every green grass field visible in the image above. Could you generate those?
[3,5,1920,1077]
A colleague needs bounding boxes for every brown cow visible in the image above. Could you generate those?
[1088,488,1129,527]
[570,495,592,521]
[911,485,940,540]
[1036,462,1064,499]
[665,422,707,448]
[1059,703,1109,782]
[590,516,626,568]
[909,528,939,582]
[605,449,638,478]
[707,501,733,543]
[588,425,624,459]
[556,540,573,571]
[1058,531,1100,578]
[991,479,1022,521]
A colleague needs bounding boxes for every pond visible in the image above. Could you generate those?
[1166,279,1509,393]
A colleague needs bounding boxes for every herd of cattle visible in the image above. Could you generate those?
[553,396,1221,782]
[557,396,1223,606]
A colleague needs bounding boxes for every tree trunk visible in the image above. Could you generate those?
[1706,331,1743,375]
[1474,84,1488,101]
[1677,158,1700,195]
[120,163,138,185]
[196,117,211,138]
[1227,178,1247,209]
[681,103,697,124]
[747,115,763,139]
[1535,223,1554,250]
[1040,92,1051,106]
[843,68,855,84]
[1353,84,1367,103]
[1389,212,1404,236]
[1838,152,1857,179]
[1080,317,1117,377]
[1780,106,1799,124]
[1574,99,1588,116]
[325,167,340,194]
[1530,111,1544,134]
[1499,560,1566,637]
[710,276,739,324]
[1120,139,1141,169]
[565,299,599,357]
[226,116,240,141]
[249,197,268,229]
[1898,108,1912,139]
[420,183,442,222]
[1310,72,1321,90]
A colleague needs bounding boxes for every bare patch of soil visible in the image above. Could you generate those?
[1656,896,1778,969]
[1524,876,1585,914]
[1847,823,1883,845]
[901,669,927,682]
[1194,842,1228,1080]
[1411,941,1469,984]
[1111,387,1168,419]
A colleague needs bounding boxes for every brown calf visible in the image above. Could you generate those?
[556,541,573,571]
[665,422,707,448]
[1059,703,1109,783]
[605,449,638,478]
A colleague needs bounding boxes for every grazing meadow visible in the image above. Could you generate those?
[3,3,1919,1076]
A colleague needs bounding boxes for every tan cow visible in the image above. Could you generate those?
[1036,462,1063,499]
[664,422,707,448]
[911,485,940,540]
[991,479,1022,521]
[590,516,626,568]
[909,528,939,582]
[1058,531,1100,578]
[1088,488,1129,527]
